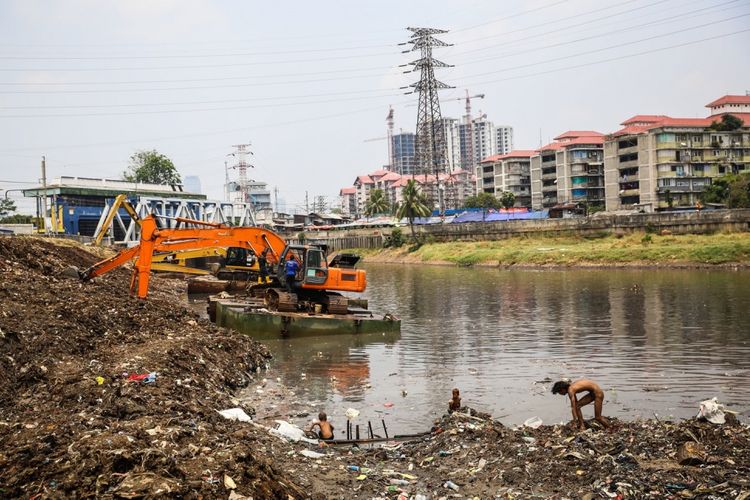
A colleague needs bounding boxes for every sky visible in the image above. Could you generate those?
[1,0,749,215]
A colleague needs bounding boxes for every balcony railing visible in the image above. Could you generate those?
[541,172,556,180]
[620,189,640,197]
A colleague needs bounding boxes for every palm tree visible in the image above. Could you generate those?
[364,189,390,218]
[394,179,431,243]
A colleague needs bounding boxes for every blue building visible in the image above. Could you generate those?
[392,132,417,176]
[23,176,206,236]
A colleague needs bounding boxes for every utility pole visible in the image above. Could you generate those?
[305,191,309,214]
[273,186,279,213]
[40,155,49,235]
[401,27,453,214]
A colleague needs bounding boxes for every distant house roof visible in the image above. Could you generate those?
[621,115,669,126]
[378,172,402,182]
[480,154,503,163]
[553,130,604,140]
[706,95,750,108]
[355,175,374,185]
[339,187,356,195]
[495,150,536,160]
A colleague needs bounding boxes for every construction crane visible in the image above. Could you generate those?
[363,106,396,171]
[444,91,485,170]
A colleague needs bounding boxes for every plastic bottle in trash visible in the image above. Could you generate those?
[389,478,410,486]
[347,465,360,472]
[444,480,460,491]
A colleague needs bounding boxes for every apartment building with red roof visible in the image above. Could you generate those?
[604,95,750,212]
[529,131,605,210]
[477,150,535,208]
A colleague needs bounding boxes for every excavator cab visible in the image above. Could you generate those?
[278,245,328,287]
[224,247,257,268]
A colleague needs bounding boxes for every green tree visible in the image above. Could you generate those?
[726,174,750,208]
[701,176,732,204]
[708,114,744,131]
[123,150,181,185]
[394,179,431,243]
[0,196,16,218]
[499,191,516,209]
[364,189,390,217]
[463,192,502,210]
[0,214,35,224]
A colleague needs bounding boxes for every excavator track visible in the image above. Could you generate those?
[325,294,349,315]
[265,289,298,312]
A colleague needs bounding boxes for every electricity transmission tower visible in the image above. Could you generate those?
[227,143,253,203]
[401,27,454,213]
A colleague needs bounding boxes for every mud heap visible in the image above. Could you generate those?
[0,237,305,498]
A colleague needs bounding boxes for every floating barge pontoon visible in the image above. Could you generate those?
[209,295,400,339]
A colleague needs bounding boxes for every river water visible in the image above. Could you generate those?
[247,264,750,435]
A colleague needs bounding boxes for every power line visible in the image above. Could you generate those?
[0,88,403,111]
[0,65,391,87]
[456,27,750,88]
[458,0,744,65]
[0,48,400,73]
[449,0,570,34]
[0,43,395,61]
[449,0,673,55]
[0,70,400,95]
[0,99,413,152]
[453,13,750,79]
[0,91,404,119]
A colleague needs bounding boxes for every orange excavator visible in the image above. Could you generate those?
[80,215,366,314]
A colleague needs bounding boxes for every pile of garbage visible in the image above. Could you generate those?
[0,237,305,498]
[251,403,749,499]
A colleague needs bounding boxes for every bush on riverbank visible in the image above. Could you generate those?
[356,232,750,267]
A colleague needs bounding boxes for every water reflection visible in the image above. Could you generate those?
[258,266,750,434]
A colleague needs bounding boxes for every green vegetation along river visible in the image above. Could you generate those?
[356,231,750,267]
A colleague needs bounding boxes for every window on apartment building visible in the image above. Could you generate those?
[719,166,726,174]
[693,136,702,142]
[542,154,555,162]
[618,138,637,149]
[619,152,638,162]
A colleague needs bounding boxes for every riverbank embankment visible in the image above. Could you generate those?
[355,231,750,268]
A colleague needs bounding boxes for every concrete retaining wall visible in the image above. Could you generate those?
[294,210,750,250]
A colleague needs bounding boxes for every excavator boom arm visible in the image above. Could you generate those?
[81,215,289,298]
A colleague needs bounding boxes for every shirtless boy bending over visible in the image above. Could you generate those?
[551,379,610,430]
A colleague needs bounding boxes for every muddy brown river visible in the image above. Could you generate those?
[230,265,750,435]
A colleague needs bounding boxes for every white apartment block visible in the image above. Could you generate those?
[477,150,534,208]
[496,126,514,155]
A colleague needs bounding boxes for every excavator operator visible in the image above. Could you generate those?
[284,254,300,292]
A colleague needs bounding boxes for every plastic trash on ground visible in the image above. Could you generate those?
[697,397,726,424]
[300,450,325,459]
[270,420,318,444]
[345,408,360,420]
[523,416,543,429]
[217,408,253,423]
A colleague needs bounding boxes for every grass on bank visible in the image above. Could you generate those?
[354,232,750,266]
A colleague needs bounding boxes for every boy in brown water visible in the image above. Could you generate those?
[448,388,461,413]
[306,412,335,440]
[552,379,610,430]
